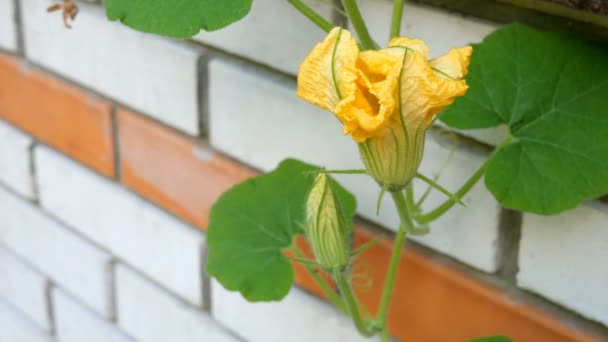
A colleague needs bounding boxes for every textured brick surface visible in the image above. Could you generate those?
[0,185,112,316]
[22,0,202,134]
[0,0,17,51]
[0,0,605,338]
[208,59,501,272]
[0,120,34,198]
[519,202,608,326]
[115,265,239,342]
[350,228,605,342]
[212,280,377,342]
[0,56,115,176]
[0,246,50,331]
[52,289,134,342]
[0,299,52,342]
[194,0,331,75]
[36,146,205,306]
[118,109,254,229]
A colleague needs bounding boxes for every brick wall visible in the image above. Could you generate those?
[0,0,607,341]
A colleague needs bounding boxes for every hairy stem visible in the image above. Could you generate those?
[292,247,347,314]
[375,190,412,338]
[341,0,379,49]
[334,269,376,337]
[288,0,334,33]
[414,160,487,223]
[414,136,513,224]
[389,0,405,39]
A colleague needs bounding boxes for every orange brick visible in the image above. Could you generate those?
[0,55,114,176]
[351,228,606,342]
[117,110,330,297]
[118,109,254,229]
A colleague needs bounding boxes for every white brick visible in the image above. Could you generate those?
[35,146,205,305]
[212,280,377,342]
[356,0,506,146]
[0,120,34,199]
[115,265,238,342]
[0,0,17,51]
[0,299,52,342]
[0,186,112,316]
[209,60,501,271]
[358,0,498,56]
[518,202,608,326]
[408,139,500,272]
[194,0,332,75]
[22,0,202,135]
[0,245,50,331]
[52,289,133,342]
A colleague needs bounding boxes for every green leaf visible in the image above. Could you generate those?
[105,0,253,38]
[468,336,511,342]
[440,23,608,214]
[206,159,356,301]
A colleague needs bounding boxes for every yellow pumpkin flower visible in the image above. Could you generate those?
[297,27,472,190]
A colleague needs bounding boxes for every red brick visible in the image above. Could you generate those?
[351,228,606,342]
[0,55,114,176]
[118,109,254,229]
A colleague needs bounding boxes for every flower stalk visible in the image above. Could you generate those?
[375,190,412,340]
[335,269,376,337]
[410,136,512,224]
[287,0,334,33]
[390,0,405,39]
[292,246,348,314]
[341,0,379,50]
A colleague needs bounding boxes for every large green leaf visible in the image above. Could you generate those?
[440,23,608,214]
[207,159,356,301]
[105,0,253,38]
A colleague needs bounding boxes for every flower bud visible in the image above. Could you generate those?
[358,121,425,191]
[305,173,350,270]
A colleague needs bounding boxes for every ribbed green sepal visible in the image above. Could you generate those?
[305,174,351,269]
[358,122,426,191]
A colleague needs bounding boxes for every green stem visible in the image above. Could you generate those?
[288,0,334,33]
[415,142,457,208]
[389,0,405,39]
[381,329,391,342]
[375,190,411,338]
[292,247,348,314]
[414,160,487,224]
[318,169,368,175]
[415,179,434,208]
[341,0,379,50]
[334,269,376,337]
[405,179,416,212]
[414,173,465,206]
[414,136,513,224]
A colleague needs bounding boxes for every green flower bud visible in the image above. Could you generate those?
[305,174,350,270]
[358,121,426,192]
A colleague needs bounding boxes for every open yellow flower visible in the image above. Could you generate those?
[297,27,472,190]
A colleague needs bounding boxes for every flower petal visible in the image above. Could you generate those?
[396,50,436,131]
[430,46,473,80]
[396,48,470,131]
[335,49,403,142]
[426,47,472,119]
[388,37,430,59]
[297,27,359,112]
